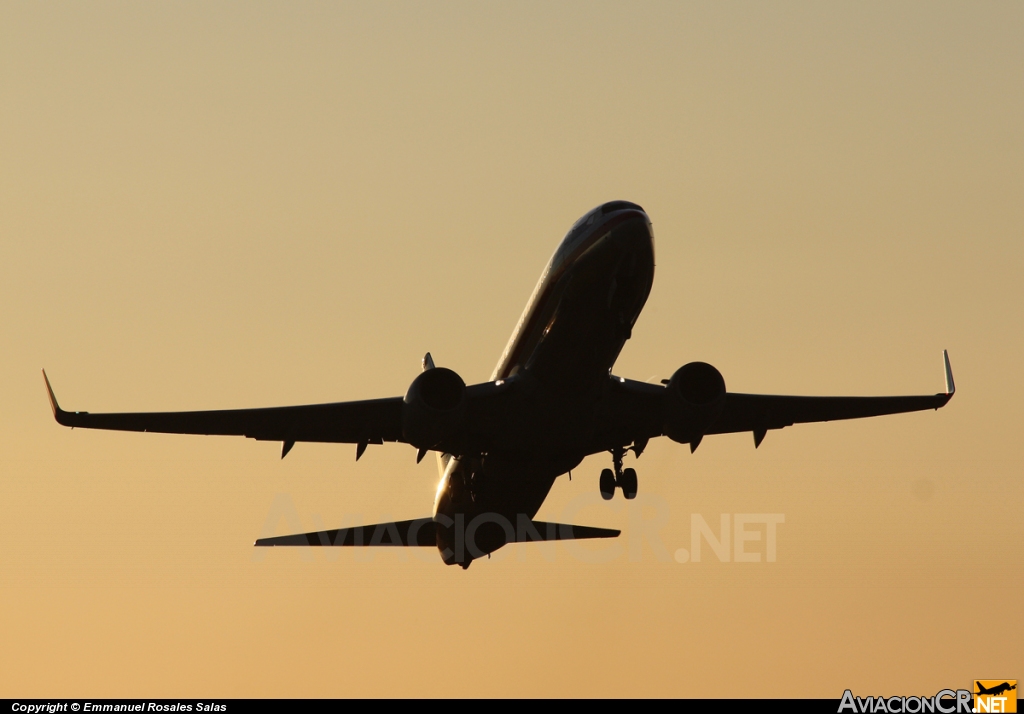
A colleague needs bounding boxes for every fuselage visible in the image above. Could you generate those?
[433,201,655,565]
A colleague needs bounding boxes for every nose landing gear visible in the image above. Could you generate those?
[599,446,638,500]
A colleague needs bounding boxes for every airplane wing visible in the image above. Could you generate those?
[42,371,405,451]
[706,350,955,447]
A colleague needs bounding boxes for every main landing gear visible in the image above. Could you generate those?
[600,446,638,500]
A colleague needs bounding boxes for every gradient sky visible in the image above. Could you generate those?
[2,1,1021,697]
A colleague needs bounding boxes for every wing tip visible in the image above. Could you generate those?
[942,349,955,397]
[41,369,64,422]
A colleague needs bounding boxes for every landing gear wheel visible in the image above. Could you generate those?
[620,467,638,500]
[599,468,616,500]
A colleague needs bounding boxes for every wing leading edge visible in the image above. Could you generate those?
[42,371,404,447]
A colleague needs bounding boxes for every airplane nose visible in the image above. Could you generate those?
[610,209,655,260]
[600,200,645,215]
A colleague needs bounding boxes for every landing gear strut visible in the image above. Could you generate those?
[599,446,638,500]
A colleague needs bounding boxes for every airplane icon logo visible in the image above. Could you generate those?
[974,681,1017,713]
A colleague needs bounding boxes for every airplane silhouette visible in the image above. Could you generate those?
[43,200,955,568]
[976,683,1017,697]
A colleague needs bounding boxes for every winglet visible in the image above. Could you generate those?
[942,350,955,396]
[42,369,63,420]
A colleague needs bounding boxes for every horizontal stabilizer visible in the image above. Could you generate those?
[254,518,620,546]
[255,518,436,547]
[514,521,621,542]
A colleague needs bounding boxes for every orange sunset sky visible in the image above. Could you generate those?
[1,1,1021,697]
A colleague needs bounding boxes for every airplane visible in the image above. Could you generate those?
[43,200,955,568]
[975,682,1017,697]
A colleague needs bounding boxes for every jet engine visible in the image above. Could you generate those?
[664,362,726,447]
[402,367,466,450]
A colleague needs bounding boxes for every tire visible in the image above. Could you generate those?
[599,468,616,500]
[621,467,638,500]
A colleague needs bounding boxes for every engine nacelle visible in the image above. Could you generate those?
[664,362,726,445]
[402,367,467,450]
